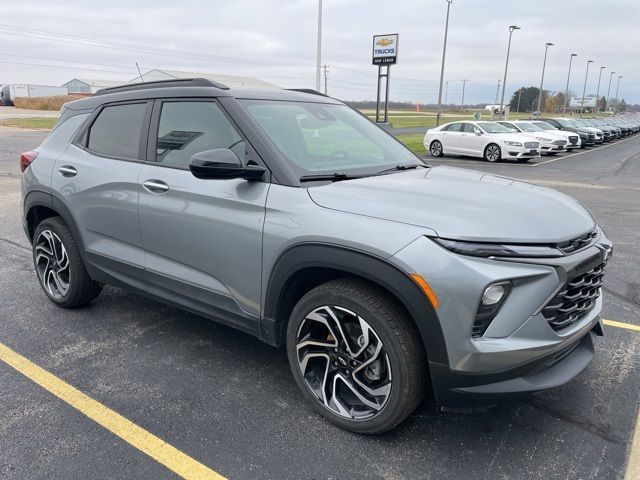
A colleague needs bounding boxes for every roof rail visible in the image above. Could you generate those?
[94,78,229,96]
[286,88,330,98]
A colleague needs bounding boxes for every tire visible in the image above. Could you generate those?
[286,278,426,434]
[483,143,501,162]
[429,140,444,157]
[33,217,102,308]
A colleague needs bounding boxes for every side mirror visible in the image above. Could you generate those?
[189,148,265,181]
[474,130,483,136]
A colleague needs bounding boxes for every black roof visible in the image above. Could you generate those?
[65,78,342,111]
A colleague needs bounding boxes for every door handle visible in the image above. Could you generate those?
[142,180,169,193]
[58,165,77,177]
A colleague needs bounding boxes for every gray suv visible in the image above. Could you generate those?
[21,78,613,433]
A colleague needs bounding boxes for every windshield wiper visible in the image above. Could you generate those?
[374,163,428,176]
[299,172,362,182]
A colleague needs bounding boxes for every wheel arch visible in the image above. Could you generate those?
[261,243,449,366]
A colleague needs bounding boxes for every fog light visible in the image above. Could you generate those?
[482,284,507,305]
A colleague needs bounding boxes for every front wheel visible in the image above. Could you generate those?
[429,140,444,157]
[483,143,501,162]
[286,278,426,434]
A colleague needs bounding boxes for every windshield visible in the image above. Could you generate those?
[477,122,513,133]
[239,100,418,176]
[557,119,578,128]
[532,121,555,131]
[515,122,542,132]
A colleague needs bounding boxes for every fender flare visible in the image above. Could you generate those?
[261,243,449,366]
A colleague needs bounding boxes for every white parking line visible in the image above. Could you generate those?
[532,135,638,167]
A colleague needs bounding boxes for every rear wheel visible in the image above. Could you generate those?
[484,143,501,162]
[429,140,444,157]
[286,278,425,434]
[33,217,102,307]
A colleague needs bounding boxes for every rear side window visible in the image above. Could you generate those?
[154,101,244,168]
[443,123,463,132]
[87,103,147,159]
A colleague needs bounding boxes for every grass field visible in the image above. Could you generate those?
[0,118,57,129]
[396,133,426,155]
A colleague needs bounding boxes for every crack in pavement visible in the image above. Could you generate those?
[0,236,30,251]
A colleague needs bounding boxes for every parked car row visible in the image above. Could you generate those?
[424,114,640,162]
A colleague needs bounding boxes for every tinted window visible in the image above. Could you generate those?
[443,123,463,132]
[155,101,244,168]
[88,103,147,159]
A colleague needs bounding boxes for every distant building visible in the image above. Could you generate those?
[63,78,125,94]
[132,69,276,89]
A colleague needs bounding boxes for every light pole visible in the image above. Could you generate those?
[593,66,605,116]
[614,75,622,112]
[499,25,520,118]
[606,71,616,113]
[461,79,467,111]
[315,0,323,92]
[562,53,577,114]
[580,60,593,117]
[536,42,554,114]
[435,0,453,127]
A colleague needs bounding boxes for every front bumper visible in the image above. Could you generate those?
[502,145,541,159]
[391,231,612,407]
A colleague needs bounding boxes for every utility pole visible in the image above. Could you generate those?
[495,80,501,104]
[435,0,453,127]
[322,64,329,94]
[536,42,554,114]
[461,79,467,111]
[580,60,593,117]
[499,25,521,118]
[614,75,622,112]
[593,66,605,117]
[516,89,522,112]
[444,81,449,105]
[562,53,577,114]
[315,0,323,91]
[605,71,616,113]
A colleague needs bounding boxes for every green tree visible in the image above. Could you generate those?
[509,87,540,113]
[598,96,607,112]
[618,99,628,112]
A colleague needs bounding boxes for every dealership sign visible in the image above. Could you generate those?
[569,96,597,108]
[372,34,399,65]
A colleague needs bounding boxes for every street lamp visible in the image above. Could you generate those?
[580,60,593,117]
[606,71,616,113]
[499,25,520,118]
[562,53,577,114]
[614,75,623,112]
[435,0,453,127]
[315,0,323,91]
[536,42,554,114]
[593,66,605,117]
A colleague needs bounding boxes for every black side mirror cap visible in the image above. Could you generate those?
[189,148,266,181]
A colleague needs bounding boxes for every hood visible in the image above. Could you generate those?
[307,166,596,243]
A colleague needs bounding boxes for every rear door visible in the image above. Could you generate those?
[52,101,151,291]
[137,99,269,334]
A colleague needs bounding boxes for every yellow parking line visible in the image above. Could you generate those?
[603,319,640,332]
[0,342,226,480]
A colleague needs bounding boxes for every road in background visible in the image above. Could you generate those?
[0,127,638,479]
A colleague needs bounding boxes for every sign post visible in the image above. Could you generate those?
[372,34,398,124]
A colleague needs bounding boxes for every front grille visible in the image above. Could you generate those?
[569,135,579,144]
[524,141,539,148]
[587,133,595,140]
[542,263,605,330]
[556,229,597,254]
[552,139,567,146]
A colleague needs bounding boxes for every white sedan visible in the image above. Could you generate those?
[498,121,568,155]
[424,121,541,162]
[515,120,581,151]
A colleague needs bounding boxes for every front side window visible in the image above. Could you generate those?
[87,103,147,159]
[155,101,244,168]
[240,100,417,175]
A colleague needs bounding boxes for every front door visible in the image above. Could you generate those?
[138,99,269,334]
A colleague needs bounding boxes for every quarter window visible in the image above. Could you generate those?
[87,103,147,159]
[155,101,244,168]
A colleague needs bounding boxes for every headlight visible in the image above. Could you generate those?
[503,140,522,147]
[535,136,552,142]
[433,238,562,258]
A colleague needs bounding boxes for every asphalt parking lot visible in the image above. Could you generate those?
[1,127,639,480]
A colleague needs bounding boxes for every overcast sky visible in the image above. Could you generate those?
[0,0,637,104]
